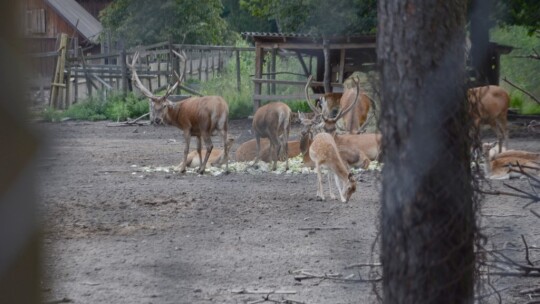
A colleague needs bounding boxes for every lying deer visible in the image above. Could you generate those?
[181,138,235,168]
[468,85,510,153]
[128,51,229,174]
[482,142,540,179]
[235,138,307,163]
[252,101,292,171]
[310,132,357,202]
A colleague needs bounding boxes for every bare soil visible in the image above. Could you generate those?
[37,119,539,304]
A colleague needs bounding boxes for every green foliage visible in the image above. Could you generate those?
[494,0,540,35]
[510,92,540,114]
[100,0,232,46]
[221,0,275,33]
[39,107,63,122]
[287,100,311,113]
[39,92,148,122]
[240,0,376,35]
[491,25,540,104]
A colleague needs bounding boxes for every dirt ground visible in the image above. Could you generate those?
[36,118,539,304]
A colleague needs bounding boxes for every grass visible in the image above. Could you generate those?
[38,91,149,122]
[510,92,540,115]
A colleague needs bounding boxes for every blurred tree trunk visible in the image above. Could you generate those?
[377,1,475,303]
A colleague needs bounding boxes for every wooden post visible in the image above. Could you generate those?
[73,38,78,103]
[205,51,210,81]
[217,50,222,73]
[254,43,263,111]
[189,49,193,78]
[338,49,346,84]
[235,49,241,92]
[120,47,128,94]
[323,38,331,93]
[50,33,68,109]
[271,48,276,94]
[80,48,93,98]
[198,50,203,81]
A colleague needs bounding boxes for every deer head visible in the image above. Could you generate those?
[304,75,360,134]
[127,51,185,124]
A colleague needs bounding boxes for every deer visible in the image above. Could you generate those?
[251,101,292,171]
[235,138,307,162]
[297,112,373,167]
[319,77,374,134]
[481,144,540,179]
[181,138,235,168]
[468,85,510,153]
[309,132,357,202]
[127,51,229,174]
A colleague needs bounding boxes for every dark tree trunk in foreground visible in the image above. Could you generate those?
[378,1,475,303]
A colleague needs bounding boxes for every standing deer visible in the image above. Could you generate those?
[304,75,360,135]
[468,85,510,153]
[309,132,357,202]
[252,101,292,171]
[128,51,229,174]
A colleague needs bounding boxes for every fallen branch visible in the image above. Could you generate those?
[44,298,72,304]
[521,235,534,266]
[531,209,540,219]
[345,262,382,269]
[247,295,305,304]
[483,271,540,277]
[107,113,151,127]
[231,289,296,295]
[520,287,540,295]
[297,227,347,231]
[290,270,381,283]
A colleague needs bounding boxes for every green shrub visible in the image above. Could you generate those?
[509,91,540,114]
[40,107,63,122]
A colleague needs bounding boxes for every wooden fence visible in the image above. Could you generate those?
[28,37,255,109]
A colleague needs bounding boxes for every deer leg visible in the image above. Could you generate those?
[315,163,325,201]
[252,135,261,168]
[284,127,290,171]
[327,172,336,200]
[222,130,229,173]
[270,138,280,171]
[196,136,202,167]
[179,132,191,173]
[199,135,213,174]
[334,173,346,202]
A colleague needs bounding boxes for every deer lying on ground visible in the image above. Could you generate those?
[181,138,235,168]
[482,142,540,179]
[468,85,510,153]
[252,101,292,171]
[235,138,309,163]
[128,51,229,174]
[309,132,357,202]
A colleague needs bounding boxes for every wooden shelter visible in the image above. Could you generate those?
[243,32,377,110]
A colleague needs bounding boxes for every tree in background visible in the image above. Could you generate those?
[495,0,540,35]
[100,0,231,46]
[378,0,475,302]
[240,0,376,35]
[221,0,276,34]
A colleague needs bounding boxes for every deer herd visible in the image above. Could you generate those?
[127,52,539,202]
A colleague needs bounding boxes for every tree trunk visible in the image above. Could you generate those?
[378,1,475,303]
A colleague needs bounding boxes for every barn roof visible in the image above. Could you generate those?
[45,0,103,44]
[242,32,376,46]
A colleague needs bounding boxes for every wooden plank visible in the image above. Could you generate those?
[251,78,343,87]
[258,42,376,50]
[172,44,254,51]
[253,94,325,101]
[338,49,346,83]
[254,43,263,110]
[235,50,241,92]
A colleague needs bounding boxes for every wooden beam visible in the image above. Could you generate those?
[258,42,376,50]
[254,42,264,110]
[253,94,325,101]
[338,49,346,83]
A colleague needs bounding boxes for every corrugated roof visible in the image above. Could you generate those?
[45,0,103,44]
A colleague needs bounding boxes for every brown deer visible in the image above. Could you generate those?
[468,85,510,153]
[304,75,360,135]
[482,145,540,179]
[297,112,373,168]
[127,51,229,174]
[309,132,357,202]
[235,138,307,162]
[252,101,292,171]
[182,138,235,168]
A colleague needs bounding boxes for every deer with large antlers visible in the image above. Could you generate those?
[251,101,292,171]
[468,85,510,153]
[127,51,230,174]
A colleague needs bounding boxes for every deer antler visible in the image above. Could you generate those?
[332,77,360,122]
[127,51,155,99]
[304,75,322,115]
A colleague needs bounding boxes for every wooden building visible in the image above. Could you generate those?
[243,32,377,110]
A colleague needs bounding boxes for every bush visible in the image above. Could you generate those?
[509,91,540,115]
[39,91,148,122]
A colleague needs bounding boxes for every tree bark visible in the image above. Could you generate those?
[378,1,475,303]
